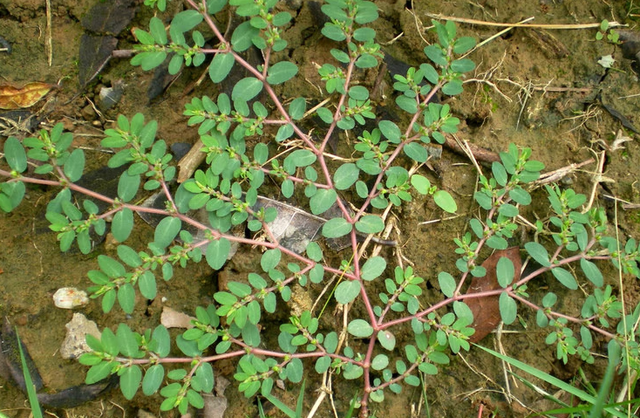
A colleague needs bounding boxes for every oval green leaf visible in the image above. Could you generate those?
[154,217,182,248]
[266,61,298,85]
[206,237,230,270]
[209,52,235,83]
[335,280,360,304]
[231,77,263,102]
[347,319,373,338]
[322,217,352,238]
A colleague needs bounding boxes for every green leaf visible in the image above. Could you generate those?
[153,325,170,357]
[170,9,203,35]
[135,51,168,71]
[499,293,517,324]
[486,236,508,250]
[289,97,306,120]
[453,37,476,54]
[355,215,384,234]
[162,262,173,281]
[356,54,378,68]
[102,289,116,313]
[498,203,519,218]
[347,319,373,338]
[309,264,324,283]
[231,21,259,52]
[580,259,603,287]
[118,170,140,202]
[117,245,141,267]
[322,22,346,41]
[232,77,263,102]
[377,330,396,350]
[120,365,142,400]
[333,163,359,190]
[5,136,28,173]
[309,188,337,215]
[142,364,164,396]
[284,149,316,172]
[99,327,119,356]
[454,301,473,324]
[149,16,167,45]
[260,249,281,272]
[361,256,386,281]
[86,361,114,385]
[315,356,331,373]
[194,362,214,393]
[206,238,230,270]
[266,61,298,84]
[98,255,126,278]
[496,257,514,288]
[322,217,352,238]
[335,280,361,304]
[353,27,376,42]
[209,52,235,83]
[348,85,369,100]
[403,142,427,163]
[63,149,85,182]
[410,175,431,194]
[378,120,401,143]
[275,124,294,142]
[272,11,292,26]
[371,354,389,370]
[492,162,508,186]
[551,267,577,289]
[0,182,25,211]
[118,284,136,314]
[442,80,463,96]
[524,242,550,267]
[281,179,294,197]
[509,187,531,205]
[154,217,182,248]
[306,242,323,262]
[138,271,157,299]
[450,58,475,73]
[355,2,378,23]
[112,208,134,242]
[434,190,457,213]
[438,272,456,298]
[286,358,304,383]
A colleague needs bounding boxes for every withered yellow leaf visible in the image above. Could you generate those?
[0,82,55,110]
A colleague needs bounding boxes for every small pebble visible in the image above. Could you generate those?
[60,313,101,359]
[53,287,89,309]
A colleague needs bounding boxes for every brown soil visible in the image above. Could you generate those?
[1,1,640,418]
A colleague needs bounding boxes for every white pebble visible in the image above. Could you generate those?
[53,287,89,309]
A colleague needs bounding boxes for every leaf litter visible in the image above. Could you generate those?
[0,82,55,110]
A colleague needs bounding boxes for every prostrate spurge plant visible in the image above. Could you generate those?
[1,0,639,416]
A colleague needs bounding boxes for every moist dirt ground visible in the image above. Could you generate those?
[1,0,640,417]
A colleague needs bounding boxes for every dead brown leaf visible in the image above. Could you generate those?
[0,82,55,110]
[466,247,521,343]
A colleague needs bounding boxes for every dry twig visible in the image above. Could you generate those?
[425,14,627,30]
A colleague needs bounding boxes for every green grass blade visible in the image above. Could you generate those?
[15,327,43,418]
[295,379,306,418]
[344,391,360,418]
[475,344,627,418]
[589,341,620,418]
[264,392,297,418]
